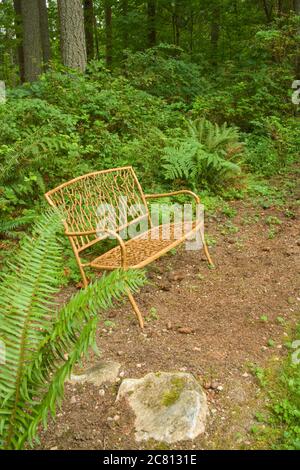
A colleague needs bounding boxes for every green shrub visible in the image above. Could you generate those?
[124,44,210,104]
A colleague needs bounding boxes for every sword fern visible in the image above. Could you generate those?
[0,210,145,449]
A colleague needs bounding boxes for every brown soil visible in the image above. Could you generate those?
[39,173,300,450]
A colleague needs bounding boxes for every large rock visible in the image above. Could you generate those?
[117,372,208,443]
[69,360,121,386]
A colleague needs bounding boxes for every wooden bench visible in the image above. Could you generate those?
[45,166,213,328]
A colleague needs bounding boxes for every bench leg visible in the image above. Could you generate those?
[199,227,214,267]
[127,290,144,329]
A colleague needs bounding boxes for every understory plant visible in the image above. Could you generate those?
[162,118,244,191]
[0,209,145,449]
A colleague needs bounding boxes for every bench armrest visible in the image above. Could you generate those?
[145,190,200,204]
[65,228,128,268]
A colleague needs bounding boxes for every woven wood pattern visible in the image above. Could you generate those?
[45,167,148,252]
[91,222,200,270]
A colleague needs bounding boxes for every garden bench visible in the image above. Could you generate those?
[45,166,213,329]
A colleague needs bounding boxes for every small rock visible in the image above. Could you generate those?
[166,321,172,330]
[99,389,105,397]
[193,347,201,352]
[70,396,77,404]
[160,282,171,291]
[50,446,58,451]
[203,381,211,390]
[168,271,185,282]
[217,386,223,392]
[69,361,121,387]
[211,381,219,390]
[117,351,124,357]
[242,372,249,378]
[136,364,142,368]
[113,415,120,422]
[177,327,194,335]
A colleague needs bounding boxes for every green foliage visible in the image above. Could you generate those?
[263,327,300,450]
[244,117,299,176]
[0,66,181,223]
[162,118,243,191]
[124,45,210,104]
[0,209,146,449]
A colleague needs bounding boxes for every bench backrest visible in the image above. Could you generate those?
[45,166,149,253]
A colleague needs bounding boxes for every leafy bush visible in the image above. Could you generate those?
[162,118,244,191]
[0,209,145,449]
[244,117,299,175]
[124,44,210,105]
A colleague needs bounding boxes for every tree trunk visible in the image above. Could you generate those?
[147,0,156,48]
[261,0,273,22]
[38,0,51,68]
[104,0,113,67]
[121,0,129,50]
[211,7,220,66]
[83,0,95,61]
[295,0,300,77]
[189,9,194,58]
[58,0,87,72]
[172,1,180,47]
[13,0,25,82]
[21,0,42,82]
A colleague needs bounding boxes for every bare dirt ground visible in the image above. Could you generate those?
[39,171,300,450]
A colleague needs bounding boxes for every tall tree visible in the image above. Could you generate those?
[261,0,273,22]
[13,0,25,82]
[38,0,51,68]
[104,0,113,67]
[21,0,42,82]
[295,0,300,77]
[172,1,180,46]
[121,0,129,50]
[147,0,157,47]
[211,5,220,66]
[83,0,95,60]
[58,0,87,72]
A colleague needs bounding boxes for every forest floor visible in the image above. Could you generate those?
[39,169,300,450]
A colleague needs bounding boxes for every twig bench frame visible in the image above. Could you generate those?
[45,166,213,328]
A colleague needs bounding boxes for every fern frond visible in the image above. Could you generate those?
[24,269,145,447]
[0,209,63,449]
[162,138,200,180]
[0,207,146,449]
